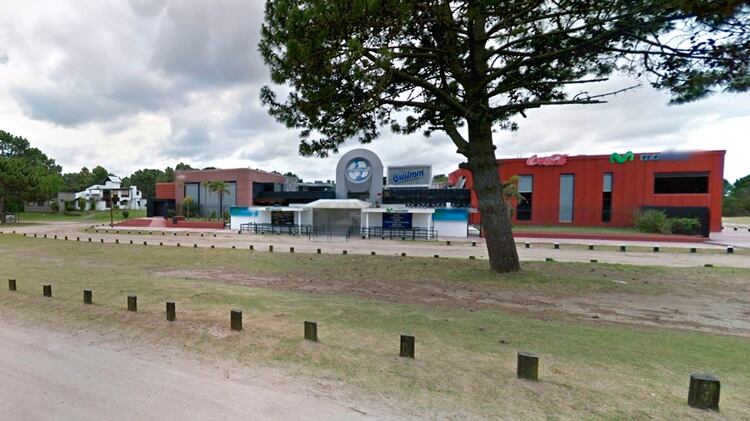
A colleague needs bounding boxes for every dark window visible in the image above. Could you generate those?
[602,173,613,223]
[516,175,532,221]
[654,172,709,194]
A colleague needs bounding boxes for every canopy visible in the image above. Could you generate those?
[302,199,371,209]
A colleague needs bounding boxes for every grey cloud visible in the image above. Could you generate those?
[128,0,167,17]
[0,53,8,64]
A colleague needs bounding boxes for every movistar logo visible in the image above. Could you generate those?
[392,169,424,183]
[610,151,634,164]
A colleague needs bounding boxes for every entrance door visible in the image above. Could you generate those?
[559,174,575,223]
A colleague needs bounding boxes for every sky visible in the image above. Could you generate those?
[0,0,748,183]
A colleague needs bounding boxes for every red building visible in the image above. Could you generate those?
[151,168,286,217]
[449,150,725,236]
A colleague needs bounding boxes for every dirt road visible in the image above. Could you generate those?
[6,221,749,269]
[0,322,395,420]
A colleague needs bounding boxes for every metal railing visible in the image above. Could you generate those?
[239,223,312,236]
[360,227,438,241]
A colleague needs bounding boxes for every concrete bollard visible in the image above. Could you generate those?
[317,248,321,254]
[83,289,92,304]
[343,250,347,255]
[166,301,176,321]
[554,243,560,249]
[290,247,295,253]
[230,309,243,331]
[127,295,137,312]
[400,335,415,358]
[653,245,660,253]
[620,245,627,252]
[8,279,16,291]
[688,374,720,411]
[269,245,273,252]
[727,246,734,254]
[304,321,318,342]
[517,352,539,381]
[43,284,52,297]
[525,242,530,249]
[588,244,595,250]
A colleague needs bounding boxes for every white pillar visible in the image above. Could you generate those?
[364,212,370,238]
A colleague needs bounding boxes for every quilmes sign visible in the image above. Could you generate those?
[388,165,432,186]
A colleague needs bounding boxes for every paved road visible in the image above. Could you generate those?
[0,322,389,420]
[4,221,749,269]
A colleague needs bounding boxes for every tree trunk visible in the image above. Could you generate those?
[466,119,520,273]
[0,195,5,224]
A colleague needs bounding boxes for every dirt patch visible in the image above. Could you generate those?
[158,268,750,338]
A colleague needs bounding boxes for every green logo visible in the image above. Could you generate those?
[610,151,634,164]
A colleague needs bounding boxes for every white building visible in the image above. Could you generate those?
[75,176,146,210]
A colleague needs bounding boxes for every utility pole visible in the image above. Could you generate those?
[110,194,114,227]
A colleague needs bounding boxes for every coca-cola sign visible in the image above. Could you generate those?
[526,154,568,166]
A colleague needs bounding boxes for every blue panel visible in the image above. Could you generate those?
[230,207,259,217]
[559,175,575,223]
[383,212,413,229]
[433,208,469,222]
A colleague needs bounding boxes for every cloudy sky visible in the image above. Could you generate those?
[1,0,748,182]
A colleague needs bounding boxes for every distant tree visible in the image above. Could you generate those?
[724,174,750,216]
[160,167,175,182]
[123,169,165,200]
[175,162,194,171]
[204,181,231,222]
[261,1,750,272]
[91,165,110,185]
[0,130,62,222]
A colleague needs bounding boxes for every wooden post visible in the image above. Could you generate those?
[116,239,119,244]
[304,321,318,342]
[688,374,720,411]
[401,252,406,257]
[400,335,415,358]
[127,295,137,312]
[704,264,714,268]
[554,243,560,249]
[517,351,539,381]
[590,259,598,263]
[211,245,215,249]
[371,251,376,255]
[727,246,734,254]
[177,243,180,247]
[545,258,554,262]
[653,245,660,253]
[525,242,530,249]
[620,245,627,252]
[43,284,52,297]
[471,241,476,247]
[269,245,273,252]
[588,244,595,250]
[130,240,133,244]
[83,289,92,304]
[469,256,476,260]
[249,245,254,251]
[166,301,176,321]
[317,248,321,254]
[446,240,451,246]
[434,254,439,258]
[193,244,197,248]
[690,247,697,253]
[230,309,243,331]
[342,250,347,255]
[143,241,147,246]
[290,247,295,253]
[8,279,16,291]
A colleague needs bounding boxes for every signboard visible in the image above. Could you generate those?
[610,151,635,164]
[640,152,692,162]
[387,165,432,187]
[526,154,567,166]
[383,212,413,229]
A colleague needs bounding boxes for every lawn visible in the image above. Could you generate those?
[15,209,146,223]
[0,235,747,419]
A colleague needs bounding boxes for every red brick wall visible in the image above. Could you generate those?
[155,183,176,200]
[173,168,286,213]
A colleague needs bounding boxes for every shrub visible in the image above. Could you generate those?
[670,217,701,235]
[634,210,671,234]
[50,202,59,213]
[223,210,230,221]
[89,199,96,211]
[64,200,76,212]
[121,210,130,219]
[209,210,217,220]
[182,196,198,218]
[77,198,87,212]
[167,209,176,218]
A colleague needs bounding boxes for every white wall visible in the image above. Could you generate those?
[412,213,432,229]
[434,220,468,238]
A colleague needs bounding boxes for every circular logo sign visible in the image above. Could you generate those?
[345,158,371,183]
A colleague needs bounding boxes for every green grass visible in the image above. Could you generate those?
[0,235,748,419]
[723,216,750,225]
[15,209,146,222]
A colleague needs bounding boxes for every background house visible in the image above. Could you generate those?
[75,176,145,210]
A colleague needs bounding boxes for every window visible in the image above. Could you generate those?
[516,175,533,221]
[559,174,575,223]
[602,173,613,223]
[654,172,709,194]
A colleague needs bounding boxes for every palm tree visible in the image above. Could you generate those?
[203,181,230,223]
